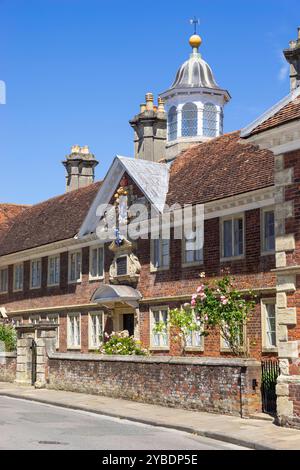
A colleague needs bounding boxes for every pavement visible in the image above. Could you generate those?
[0,382,300,450]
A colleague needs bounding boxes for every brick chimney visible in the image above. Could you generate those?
[63,145,98,192]
[129,93,167,162]
[284,27,300,91]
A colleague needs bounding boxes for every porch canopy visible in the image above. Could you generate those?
[91,284,142,308]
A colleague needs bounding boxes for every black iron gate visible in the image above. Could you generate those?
[261,359,280,414]
[30,338,37,386]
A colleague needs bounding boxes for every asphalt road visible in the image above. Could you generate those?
[0,396,247,450]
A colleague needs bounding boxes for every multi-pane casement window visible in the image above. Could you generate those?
[203,103,218,137]
[220,322,246,352]
[48,255,60,286]
[262,299,277,350]
[262,209,275,253]
[221,215,244,259]
[68,250,82,283]
[168,106,178,141]
[150,307,169,349]
[185,309,204,349]
[182,102,198,137]
[0,267,8,293]
[183,229,203,265]
[67,313,81,348]
[89,246,104,280]
[29,314,41,324]
[30,259,42,289]
[47,313,59,349]
[13,263,24,291]
[89,312,103,349]
[151,238,170,270]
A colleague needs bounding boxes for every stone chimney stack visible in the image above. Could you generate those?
[129,93,167,162]
[284,27,300,91]
[63,145,98,192]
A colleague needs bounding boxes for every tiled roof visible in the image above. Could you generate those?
[166,131,274,207]
[247,94,300,137]
[0,182,102,257]
[0,204,28,240]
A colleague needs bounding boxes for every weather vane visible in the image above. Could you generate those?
[190,17,199,35]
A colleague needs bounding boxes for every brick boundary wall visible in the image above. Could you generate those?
[47,354,262,417]
[0,352,17,382]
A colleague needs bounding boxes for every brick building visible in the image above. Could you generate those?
[0,29,300,374]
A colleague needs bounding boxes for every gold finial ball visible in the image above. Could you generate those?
[189,34,202,49]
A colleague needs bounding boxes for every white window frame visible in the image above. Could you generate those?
[89,246,104,280]
[67,313,81,349]
[184,308,204,351]
[48,255,60,287]
[261,298,277,352]
[13,263,24,292]
[0,267,8,294]
[30,258,42,290]
[29,314,41,340]
[150,238,170,272]
[68,250,82,284]
[47,313,60,349]
[88,311,104,350]
[150,306,169,350]
[220,214,245,261]
[220,322,247,352]
[182,228,204,267]
[261,207,275,255]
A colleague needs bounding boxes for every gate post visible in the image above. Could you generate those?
[15,321,58,388]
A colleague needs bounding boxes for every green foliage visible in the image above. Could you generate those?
[154,274,255,356]
[100,330,149,356]
[0,321,17,352]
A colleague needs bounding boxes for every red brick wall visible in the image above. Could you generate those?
[47,354,262,417]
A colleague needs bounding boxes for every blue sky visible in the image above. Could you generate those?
[0,0,298,204]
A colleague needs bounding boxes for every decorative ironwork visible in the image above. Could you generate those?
[203,103,218,137]
[182,103,197,137]
[261,359,280,414]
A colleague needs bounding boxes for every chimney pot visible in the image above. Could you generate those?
[158,97,165,113]
[145,93,154,111]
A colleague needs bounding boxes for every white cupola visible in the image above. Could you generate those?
[160,32,231,160]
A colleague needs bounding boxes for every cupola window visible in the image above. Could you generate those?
[168,106,177,141]
[182,103,198,137]
[203,103,218,137]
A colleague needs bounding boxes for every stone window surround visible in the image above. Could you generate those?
[67,312,81,350]
[261,297,278,353]
[260,206,275,256]
[47,254,61,287]
[29,258,42,290]
[0,266,8,294]
[220,213,245,262]
[88,311,104,350]
[89,246,104,281]
[150,306,170,351]
[47,313,60,350]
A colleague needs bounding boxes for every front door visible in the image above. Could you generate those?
[123,314,134,337]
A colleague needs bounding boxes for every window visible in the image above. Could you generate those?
[90,247,104,279]
[150,307,169,348]
[48,255,60,286]
[220,322,245,351]
[182,103,197,137]
[30,259,42,289]
[262,300,277,350]
[152,238,170,270]
[89,312,103,349]
[29,314,41,324]
[222,216,244,259]
[262,209,275,253]
[47,313,60,349]
[68,251,82,283]
[67,313,81,348]
[13,263,23,291]
[186,309,204,349]
[183,229,203,265]
[168,106,177,141]
[12,317,23,326]
[0,267,8,293]
[203,103,218,137]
